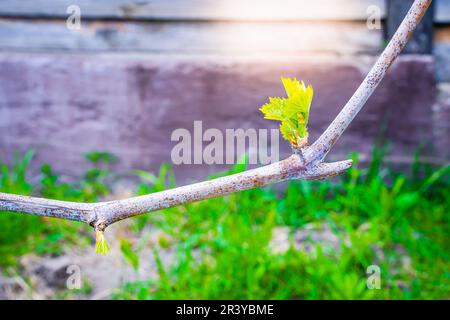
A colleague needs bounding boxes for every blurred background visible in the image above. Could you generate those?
[0,0,449,300]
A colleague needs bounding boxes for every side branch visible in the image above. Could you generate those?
[0,0,433,229]
[0,192,97,223]
[92,157,352,227]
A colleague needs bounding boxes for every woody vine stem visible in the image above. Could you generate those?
[0,0,433,233]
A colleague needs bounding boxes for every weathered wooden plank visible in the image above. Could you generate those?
[435,26,450,42]
[0,0,386,21]
[0,19,382,54]
[1,0,449,23]
[436,0,450,23]
[435,27,450,82]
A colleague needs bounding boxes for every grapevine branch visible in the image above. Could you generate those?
[0,0,433,232]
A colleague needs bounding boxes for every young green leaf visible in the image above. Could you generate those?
[260,77,314,149]
[260,97,286,121]
[279,119,296,144]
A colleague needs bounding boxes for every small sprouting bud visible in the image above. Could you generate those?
[259,77,314,150]
[95,229,110,255]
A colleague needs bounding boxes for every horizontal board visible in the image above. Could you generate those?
[0,19,382,54]
[1,1,448,23]
[435,26,450,42]
[436,0,450,23]
[435,27,450,82]
[0,0,387,21]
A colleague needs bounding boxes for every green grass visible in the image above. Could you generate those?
[115,149,450,300]
[1,149,449,299]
